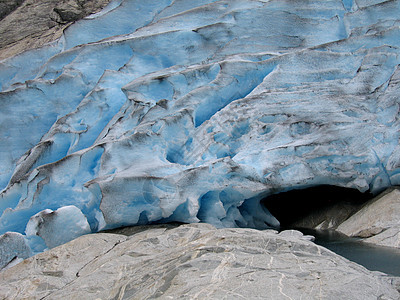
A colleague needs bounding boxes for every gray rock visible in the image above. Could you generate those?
[1,224,398,299]
[0,232,126,299]
[0,0,111,60]
[337,189,400,248]
[54,0,85,23]
[0,0,24,21]
[291,202,362,231]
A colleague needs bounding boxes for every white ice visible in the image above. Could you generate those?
[25,206,91,249]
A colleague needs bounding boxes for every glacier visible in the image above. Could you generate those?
[1,0,400,262]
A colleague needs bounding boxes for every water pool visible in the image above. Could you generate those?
[298,229,400,277]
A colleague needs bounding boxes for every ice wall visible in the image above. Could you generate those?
[1,0,400,261]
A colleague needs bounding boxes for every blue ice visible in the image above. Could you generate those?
[1,0,400,266]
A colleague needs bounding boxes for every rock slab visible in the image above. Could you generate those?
[1,224,399,299]
[337,188,400,248]
[0,0,111,59]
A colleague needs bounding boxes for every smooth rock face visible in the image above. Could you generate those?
[337,189,400,248]
[1,0,400,262]
[291,202,362,230]
[1,224,399,300]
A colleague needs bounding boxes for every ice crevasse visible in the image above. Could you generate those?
[1,0,400,265]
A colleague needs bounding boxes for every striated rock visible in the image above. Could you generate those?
[0,0,111,60]
[0,231,126,299]
[0,0,24,21]
[0,224,399,299]
[337,188,400,248]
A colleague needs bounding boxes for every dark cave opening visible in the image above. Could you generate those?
[261,185,374,229]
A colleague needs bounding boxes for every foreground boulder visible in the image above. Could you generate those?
[1,224,399,299]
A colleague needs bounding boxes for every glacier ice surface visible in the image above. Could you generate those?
[1,0,400,261]
[25,206,91,249]
[0,232,31,270]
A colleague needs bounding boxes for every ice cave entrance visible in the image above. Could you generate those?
[261,185,374,229]
[261,185,400,276]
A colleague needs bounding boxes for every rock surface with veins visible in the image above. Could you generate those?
[1,223,399,299]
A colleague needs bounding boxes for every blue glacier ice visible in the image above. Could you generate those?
[1,0,400,264]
